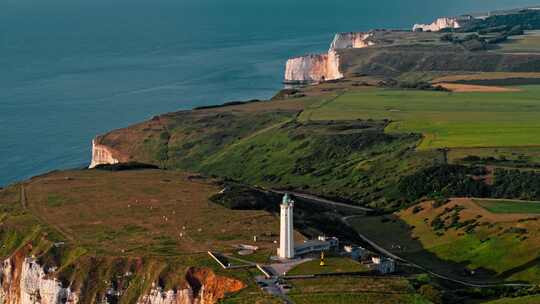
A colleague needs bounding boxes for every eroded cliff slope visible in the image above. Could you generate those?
[412,16,472,32]
[284,32,375,83]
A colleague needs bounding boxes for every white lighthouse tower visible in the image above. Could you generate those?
[278,193,295,259]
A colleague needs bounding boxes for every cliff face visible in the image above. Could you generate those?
[0,251,78,304]
[329,32,374,51]
[89,139,120,168]
[0,251,244,304]
[413,16,473,32]
[284,32,374,83]
[139,268,244,304]
[284,51,342,83]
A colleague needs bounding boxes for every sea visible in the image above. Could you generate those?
[2,0,539,186]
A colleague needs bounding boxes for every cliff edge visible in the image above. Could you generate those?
[284,32,375,84]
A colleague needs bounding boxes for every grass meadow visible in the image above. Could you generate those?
[300,86,540,150]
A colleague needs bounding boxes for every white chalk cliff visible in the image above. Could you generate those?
[1,253,242,304]
[329,32,375,51]
[284,51,342,83]
[413,16,473,32]
[138,285,195,304]
[0,257,78,304]
[284,32,374,83]
[89,139,119,168]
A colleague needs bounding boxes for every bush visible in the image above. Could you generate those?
[419,284,443,304]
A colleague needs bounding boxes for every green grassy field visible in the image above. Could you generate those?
[287,257,368,275]
[299,86,540,150]
[288,276,430,304]
[474,199,540,214]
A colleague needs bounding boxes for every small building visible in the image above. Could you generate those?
[344,245,367,260]
[294,236,339,256]
[371,256,396,274]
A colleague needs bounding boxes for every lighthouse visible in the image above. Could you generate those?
[278,193,295,259]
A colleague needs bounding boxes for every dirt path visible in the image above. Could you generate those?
[20,184,27,209]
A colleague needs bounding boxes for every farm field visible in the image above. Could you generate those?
[474,199,540,214]
[299,86,540,150]
[432,72,540,84]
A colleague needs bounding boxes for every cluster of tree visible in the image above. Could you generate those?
[378,79,449,91]
[398,165,540,202]
[458,9,540,33]
[193,99,261,110]
[210,183,279,212]
[455,286,540,302]
[398,165,490,202]
[440,25,524,50]
[93,162,159,171]
[492,169,540,201]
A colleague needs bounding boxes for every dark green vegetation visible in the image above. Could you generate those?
[457,9,540,34]
[398,165,540,202]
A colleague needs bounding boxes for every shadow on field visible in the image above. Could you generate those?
[347,215,504,284]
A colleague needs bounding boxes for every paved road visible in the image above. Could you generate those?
[271,190,373,212]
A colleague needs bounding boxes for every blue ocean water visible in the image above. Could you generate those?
[1,0,539,186]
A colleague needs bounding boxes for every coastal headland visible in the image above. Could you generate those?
[4,7,540,304]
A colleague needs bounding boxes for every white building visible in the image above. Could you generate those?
[295,236,339,256]
[278,193,295,259]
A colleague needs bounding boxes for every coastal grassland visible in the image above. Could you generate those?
[198,119,440,209]
[0,170,284,303]
[21,169,280,256]
[299,86,540,150]
[287,276,430,304]
[474,199,540,214]
[95,94,329,170]
[287,257,368,275]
